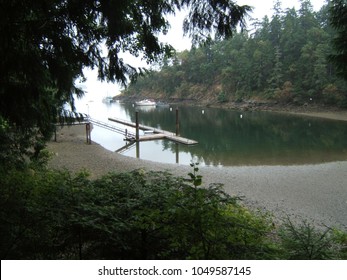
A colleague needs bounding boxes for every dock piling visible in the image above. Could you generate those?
[135,111,139,141]
[86,123,91,144]
[176,108,179,136]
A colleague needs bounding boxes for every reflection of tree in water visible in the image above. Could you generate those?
[120,104,347,166]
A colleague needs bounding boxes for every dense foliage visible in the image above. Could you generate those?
[123,0,347,107]
[1,163,346,260]
[329,0,347,80]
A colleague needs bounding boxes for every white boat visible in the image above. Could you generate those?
[102,96,114,104]
[135,99,156,106]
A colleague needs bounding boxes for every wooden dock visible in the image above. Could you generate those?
[108,117,198,145]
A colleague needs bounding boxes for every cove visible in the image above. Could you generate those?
[77,99,347,167]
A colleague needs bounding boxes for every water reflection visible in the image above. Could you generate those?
[77,99,347,166]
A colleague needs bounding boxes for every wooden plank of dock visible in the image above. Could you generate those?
[139,133,166,142]
[108,117,175,135]
[108,117,198,145]
[165,134,198,145]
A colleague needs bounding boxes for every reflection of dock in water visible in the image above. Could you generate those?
[115,141,136,153]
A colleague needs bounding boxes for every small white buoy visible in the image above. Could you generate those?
[240,114,243,119]
[170,107,172,111]
[202,109,205,114]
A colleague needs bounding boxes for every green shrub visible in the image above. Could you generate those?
[217,91,228,103]
[1,165,345,260]
[278,219,343,260]
[0,165,277,259]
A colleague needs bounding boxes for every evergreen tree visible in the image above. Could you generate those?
[268,46,284,97]
[329,0,347,80]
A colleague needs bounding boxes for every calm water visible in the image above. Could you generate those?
[75,97,347,166]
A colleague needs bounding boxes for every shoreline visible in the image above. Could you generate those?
[213,104,347,122]
[286,111,347,122]
[47,119,347,230]
[117,95,347,122]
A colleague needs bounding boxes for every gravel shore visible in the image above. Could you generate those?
[47,124,347,230]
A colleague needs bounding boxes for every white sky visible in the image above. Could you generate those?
[238,0,327,21]
[81,0,328,96]
[164,0,327,51]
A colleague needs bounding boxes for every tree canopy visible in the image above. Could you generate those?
[0,0,251,165]
[329,0,347,80]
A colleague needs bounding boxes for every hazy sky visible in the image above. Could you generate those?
[239,0,326,20]
[163,0,327,51]
[81,0,328,96]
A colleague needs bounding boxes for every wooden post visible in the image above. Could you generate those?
[86,123,88,144]
[176,108,180,136]
[135,111,139,141]
[135,111,140,158]
[136,141,140,159]
[86,123,91,144]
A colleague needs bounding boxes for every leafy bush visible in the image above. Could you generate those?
[1,165,345,260]
[217,91,228,103]
[0,116,47,169]
[0,168,82,259]
[278,219,345,260]
[331,229,347,259]
[0,165,275,259]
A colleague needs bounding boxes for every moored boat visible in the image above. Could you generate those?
[102,96,114,104]
[135,99,156,106]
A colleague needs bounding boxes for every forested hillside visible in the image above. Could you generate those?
[123,1,347,108]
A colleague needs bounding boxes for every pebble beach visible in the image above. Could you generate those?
[47,116,347,230]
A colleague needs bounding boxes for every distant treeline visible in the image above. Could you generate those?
[123,1,347,107]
